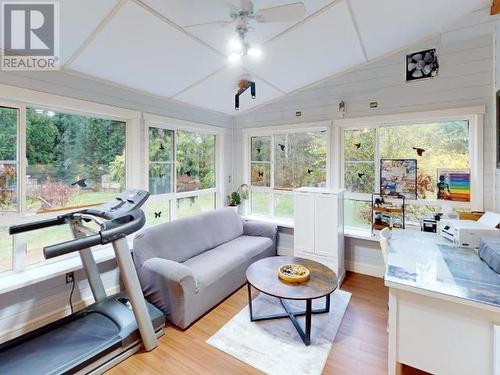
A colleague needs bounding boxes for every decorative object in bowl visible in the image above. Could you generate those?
[278,264,310,283]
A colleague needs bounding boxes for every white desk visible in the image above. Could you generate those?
[385,230,500,375]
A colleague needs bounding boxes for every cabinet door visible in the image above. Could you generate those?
[294,193,315,254]
[314,193,337,257]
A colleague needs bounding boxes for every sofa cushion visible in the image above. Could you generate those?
[183,236,273,287]
[213,235,274,263]
[134,208,244,264]
[183,246,245,289]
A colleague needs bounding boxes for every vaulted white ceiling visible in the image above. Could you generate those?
[61,0,489,115]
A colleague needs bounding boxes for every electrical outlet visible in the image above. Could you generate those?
[66,272,74,284]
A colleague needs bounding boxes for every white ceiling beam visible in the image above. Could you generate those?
[171,67,227,98]
[63,0,127,69]
[345,0,368,62]
[131,0,226,59]
[263,0,340,46]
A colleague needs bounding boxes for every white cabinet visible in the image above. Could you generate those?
[293,188,345,284]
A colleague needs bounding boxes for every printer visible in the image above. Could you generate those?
[439,212,500,248]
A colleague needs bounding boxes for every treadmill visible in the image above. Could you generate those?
[0,190,165,375]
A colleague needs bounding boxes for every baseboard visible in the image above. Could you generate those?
[277,246,294,256]
[345,261,384,279]
[279,248,384,279]
[0,285,121,344]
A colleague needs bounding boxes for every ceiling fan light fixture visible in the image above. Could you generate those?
[228,52,242,65]
[228,37,243,52]
[247,46,262,60]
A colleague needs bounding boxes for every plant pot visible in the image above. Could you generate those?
[228,205,239,214]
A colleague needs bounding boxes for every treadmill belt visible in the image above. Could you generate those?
[0,312,121,375]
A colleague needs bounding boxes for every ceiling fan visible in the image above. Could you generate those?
[183,0,306,63]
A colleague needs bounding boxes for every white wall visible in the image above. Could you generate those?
[234,8,497,275]
[0,71,233,343]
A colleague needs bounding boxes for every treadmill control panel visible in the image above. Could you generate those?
[93,190,150,218]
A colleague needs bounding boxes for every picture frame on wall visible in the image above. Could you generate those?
[380,159,417,200]
[436,169,470,202]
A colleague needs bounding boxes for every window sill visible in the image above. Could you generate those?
[344,228,379,242]
[242,215,294,229]
[242,215,379,242]
[0,239,131,295]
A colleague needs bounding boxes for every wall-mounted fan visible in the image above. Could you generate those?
[406,49,439,82]
[184,0,306,63]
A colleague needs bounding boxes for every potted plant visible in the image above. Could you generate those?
[227,184,249,213]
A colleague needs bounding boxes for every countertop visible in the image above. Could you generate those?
[385,230,500,310]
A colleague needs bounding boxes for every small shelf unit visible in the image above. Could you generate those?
[371,193,406,232]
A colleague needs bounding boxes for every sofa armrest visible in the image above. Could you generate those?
[141,257,197,293]
[138,258,198,327]
[242,220,278,243]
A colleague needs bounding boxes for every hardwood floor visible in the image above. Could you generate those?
[108,272,421,374]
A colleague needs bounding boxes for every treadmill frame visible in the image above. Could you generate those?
[69,216,160,352]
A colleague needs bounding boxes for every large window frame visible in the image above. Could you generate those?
[144,114,224,222]
[337,107,485,231]
[243,121,332,221]
[0,85,139,275]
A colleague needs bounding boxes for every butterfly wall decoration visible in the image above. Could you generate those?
[278,144,285,151]
[354,143,361,149]
[154,211,162,218]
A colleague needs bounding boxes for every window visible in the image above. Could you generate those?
[146,125,218,224]
[0,107,18,212]
[0,103,129,273]
[343,120,472,230]
[176,130,215,193]
[247,128,329,220]
[148,127,173,195]
[26,108,126,213]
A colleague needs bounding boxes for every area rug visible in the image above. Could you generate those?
[207,290,351,375]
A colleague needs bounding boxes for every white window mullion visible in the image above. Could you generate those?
[14,105,27,271]
[374,127,381,194]
[172,130,178,220]
[270,134,276,217]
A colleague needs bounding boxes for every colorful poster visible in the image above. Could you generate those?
[380,159,417,199]
[436,169,470,202]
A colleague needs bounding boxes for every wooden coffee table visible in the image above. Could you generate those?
[246,256,338,346]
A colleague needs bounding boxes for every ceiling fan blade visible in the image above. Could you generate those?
[255,2,306,23]
[183,19,233,28]
[240,0,254,12]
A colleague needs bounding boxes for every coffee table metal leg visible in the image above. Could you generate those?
[247,282,254,321]
[305,299,312,345]
[246,288,333,346]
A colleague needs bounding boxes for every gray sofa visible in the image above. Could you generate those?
[133,208,278,329]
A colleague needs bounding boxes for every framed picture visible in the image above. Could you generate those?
[406,49,439,82]
[436,169,470,202]
[380,159,417,199]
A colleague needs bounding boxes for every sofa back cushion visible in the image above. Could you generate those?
[134,207,244,265]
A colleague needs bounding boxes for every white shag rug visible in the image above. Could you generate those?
[207,290,351,375]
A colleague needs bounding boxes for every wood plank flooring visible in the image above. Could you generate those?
[108,272,424,374]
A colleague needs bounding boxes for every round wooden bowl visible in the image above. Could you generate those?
[278,264,310,283]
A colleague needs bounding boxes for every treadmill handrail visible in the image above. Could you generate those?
[9,216,68,235]
[43,209,146,260]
